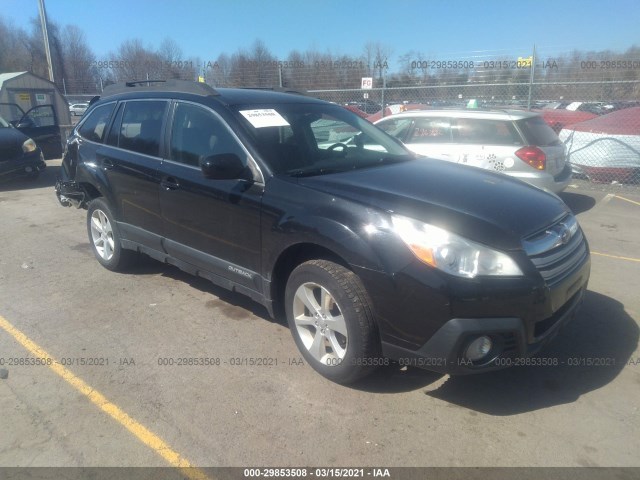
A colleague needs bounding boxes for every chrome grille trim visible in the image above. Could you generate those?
[524,214,588,286]
[523,214,578,256]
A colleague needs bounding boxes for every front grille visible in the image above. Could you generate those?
[524,214,588,286]
[534,290,581,338]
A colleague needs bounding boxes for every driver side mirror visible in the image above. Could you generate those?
[200,153,248,180]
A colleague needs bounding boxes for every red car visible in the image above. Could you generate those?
[537,109,598,133]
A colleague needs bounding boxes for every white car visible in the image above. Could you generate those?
[375,109,572,193]
[69,103,89,116]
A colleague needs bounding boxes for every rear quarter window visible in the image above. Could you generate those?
[517,116,561,146]
[114,101,167,157]
[78,103,116,143]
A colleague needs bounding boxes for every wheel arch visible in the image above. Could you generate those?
[269,242,352,319]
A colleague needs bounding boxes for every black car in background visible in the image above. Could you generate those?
[0,114,46,179]
[56,80,590,384]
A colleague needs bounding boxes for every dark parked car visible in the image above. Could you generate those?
[56,80,590,384]
[345,101,382,114]
[0,114,46,179]
[0,102,64,160]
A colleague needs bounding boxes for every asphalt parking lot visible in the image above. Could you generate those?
[0,160,638,471]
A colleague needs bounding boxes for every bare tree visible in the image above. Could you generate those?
[61,25,97,93]
[0,17,32,72]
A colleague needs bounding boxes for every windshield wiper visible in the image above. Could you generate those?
[288,167,347,178]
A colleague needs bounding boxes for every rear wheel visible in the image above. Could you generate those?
[285,259,380,384]
[87,198,137,271]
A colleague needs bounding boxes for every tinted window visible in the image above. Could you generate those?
[453,118,522,145]
[518,116,561,146]
[118,101,167,156]
[170,103,246,167]
[78,103,116,143]
[407,118,452,144]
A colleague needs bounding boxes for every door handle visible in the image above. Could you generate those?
[161,177,180,190]
[102,158,115,169]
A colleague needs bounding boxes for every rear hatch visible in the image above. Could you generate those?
[517,116,567,176]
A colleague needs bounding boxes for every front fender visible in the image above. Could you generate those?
[263,212,414,279]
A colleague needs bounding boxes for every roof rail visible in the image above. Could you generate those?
[239,86,307,96]
[101,79,219,98]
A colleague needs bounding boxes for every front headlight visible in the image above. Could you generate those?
[391,214,523,278]
[22,138,37,153]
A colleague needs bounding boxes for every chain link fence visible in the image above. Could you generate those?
[61,46,640,186]
[308,81,640,187]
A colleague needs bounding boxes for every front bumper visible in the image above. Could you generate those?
[0,150,46,177]
[381,286,585,375]
[358,237,590,375]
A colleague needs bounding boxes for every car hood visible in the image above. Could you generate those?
[297,159,570,250]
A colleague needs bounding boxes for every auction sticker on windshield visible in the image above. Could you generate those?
[240,109,290,128]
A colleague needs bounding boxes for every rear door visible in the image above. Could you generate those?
[402,116,456,161]
[99,99,168,250]
[451,117,524,172]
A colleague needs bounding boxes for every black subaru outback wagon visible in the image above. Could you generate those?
[56,80,590,384]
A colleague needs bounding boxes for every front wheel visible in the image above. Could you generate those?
[86,198,137,271]
[285,259,380,384]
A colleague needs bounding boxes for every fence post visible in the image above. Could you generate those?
[527,44,536,110]
[381,74,386,118]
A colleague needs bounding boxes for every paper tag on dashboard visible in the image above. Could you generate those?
[239,109,290,128]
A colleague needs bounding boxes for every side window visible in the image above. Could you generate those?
[376,117,413,141]
[23,105,57,127]
[453,118,521,145]
[170,103,245,167]
[407,118,452,144]
[78,104,116,143]
[118,101,167,157]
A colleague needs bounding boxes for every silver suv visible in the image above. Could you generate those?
[375,109,571,193]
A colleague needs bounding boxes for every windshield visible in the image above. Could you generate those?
[233,103,412,176]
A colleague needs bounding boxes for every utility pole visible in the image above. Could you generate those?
[38,0,55,82]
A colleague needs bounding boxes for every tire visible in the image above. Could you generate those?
[285,259,380,384]
[86,198,137,271]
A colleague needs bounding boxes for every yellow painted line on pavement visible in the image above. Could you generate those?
[614,195,640,207]
[0,314,211,480]
[591,251,640,263]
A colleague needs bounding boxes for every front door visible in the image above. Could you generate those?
[17,105,62,159]
[158,101,263,291]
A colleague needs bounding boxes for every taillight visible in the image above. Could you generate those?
[515,146,546,170]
